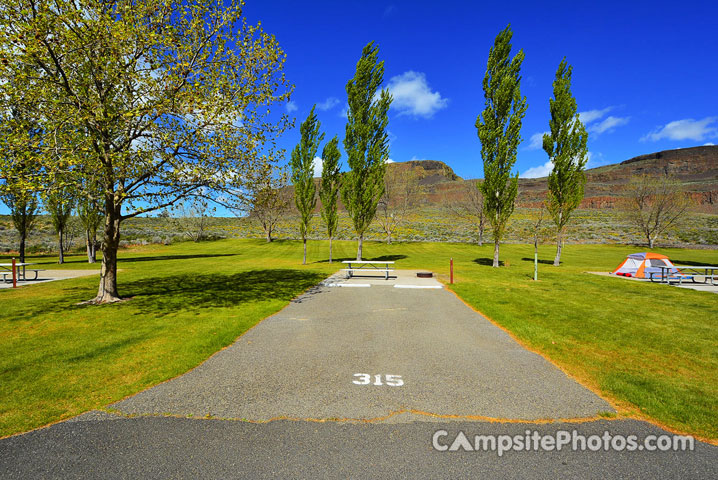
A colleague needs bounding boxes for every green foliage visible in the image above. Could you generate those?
[290,106,324,244]
[543,58,588,253]
[0,0,293,300]
[1,241,716,440]
[0,101,43,262]
[46,182,75,236]
[320,136,341,240]
[341,42,392,257]
[476,25,527,264]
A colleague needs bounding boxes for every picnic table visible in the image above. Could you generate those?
[0,262,43,282]
[650,265,718,286]
[342,260,395,280]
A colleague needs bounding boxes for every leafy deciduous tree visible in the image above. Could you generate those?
[169,197,215,243]
[624,174,692,248]
[76,176,104,263]
[543,58,588,266]
[319,136,341,263]
[477,25,527,267]
[0,90,43,263]
[0,190,38,263]
[0,0,292,302]
[45,180,75,264]
[445,180,486,246]
[342,42,392,260]
[247,165,290,243]
[291,106,324,265]
[377,165,420,244]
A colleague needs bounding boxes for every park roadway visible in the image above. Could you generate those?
[1,270,716,478]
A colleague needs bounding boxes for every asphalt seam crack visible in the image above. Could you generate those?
[101,407,619,425]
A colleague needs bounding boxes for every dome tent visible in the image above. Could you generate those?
[611,252,676,279]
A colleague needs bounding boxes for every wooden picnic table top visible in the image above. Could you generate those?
[341,260,395,264]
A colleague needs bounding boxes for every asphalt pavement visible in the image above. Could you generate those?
[1,270,715,478]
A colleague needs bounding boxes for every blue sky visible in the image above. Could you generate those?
[245,0,718,180]
[2,1,716,217]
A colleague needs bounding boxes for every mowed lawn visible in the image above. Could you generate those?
[1,239,716,441]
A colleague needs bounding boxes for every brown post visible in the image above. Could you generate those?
[12,257,17,288]
[450,258,454,284]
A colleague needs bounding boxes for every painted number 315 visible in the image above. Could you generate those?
[353,374,404,386]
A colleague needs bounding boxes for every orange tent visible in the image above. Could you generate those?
[611,252,676,278]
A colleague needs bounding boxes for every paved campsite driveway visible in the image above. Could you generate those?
[2,271,716,479]
[112,270,611,421]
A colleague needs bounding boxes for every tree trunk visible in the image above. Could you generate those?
[478,218,484,247]
[265,227,272,243]
[302,237,307,265]
[649,237,655,249]
[58,229,65,264]
[553,229,562,266]
[19,231,26,264]
[329,237,333,264]
[357,234,363,261]
[493,238,500,267]
[92,205,122,304]
[86,227,97,263]
[387,231,392,244]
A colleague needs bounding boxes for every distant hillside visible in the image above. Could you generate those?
[397,145,718,213]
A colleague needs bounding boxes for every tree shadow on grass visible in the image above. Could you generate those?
[669,259,713,267]
[521,257,556,265]
[5,269,326,319]
[118,253,238,263]
[122,269,326,315]
[473,258,504,267]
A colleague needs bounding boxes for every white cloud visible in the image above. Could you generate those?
[386,71,448,118]
[705,142,715,146]
[409,155,421,161]
[286,101,298,113]
[642,117,718,142]
[385,158,395,164]
[526,132,548,150]
[312,156,323,177]
[589,115,630,135]
[523,151,596,178]
[317,97,340,111]
[339,104,348,119]
[576,107,629,137]
[522,160,553,179]
[578,107,613,124]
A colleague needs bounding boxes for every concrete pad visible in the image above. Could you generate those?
[0,270,99,289]
[113,272,613,422]
[335,269,444,288]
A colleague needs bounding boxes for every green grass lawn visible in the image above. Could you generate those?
[1,239,716,441]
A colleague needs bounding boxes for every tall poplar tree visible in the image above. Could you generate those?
[543,58,588,266]
[319,136,341,263]
[342,42,392,260]
[477,25,527,267]
[291,106,324,265]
